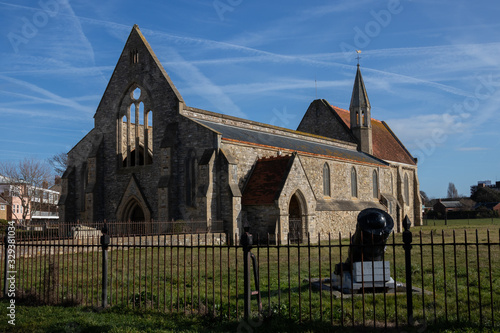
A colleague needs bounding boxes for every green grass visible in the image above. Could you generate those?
[421,217,500,228]
[1,301,499,333]
[6,221,500,331]
[2,300,499,333]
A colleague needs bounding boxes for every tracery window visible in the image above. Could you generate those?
[118,85,153,167]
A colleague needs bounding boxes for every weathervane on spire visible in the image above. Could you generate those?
[356,50,362,65]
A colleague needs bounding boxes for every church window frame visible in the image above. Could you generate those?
[130,49,139,65]
[372,169,379,199]
[80,163,87,212]
[118,84,153,168]
[404,173,410,204]
[185,150,197,207]
[390,173,394,195]
[323,163,331,197]
[351,167,358,198]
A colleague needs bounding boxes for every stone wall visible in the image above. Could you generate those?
[244,205,279,243]
[12,233,227,258]
[315,210,358,238]
[297,99,357,143]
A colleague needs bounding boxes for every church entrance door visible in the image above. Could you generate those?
[122,199,146,223]
[130,203,145,222]
[289,193,303,244]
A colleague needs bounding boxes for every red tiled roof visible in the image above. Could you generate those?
[332,106,416,166]
[242,155,292,205]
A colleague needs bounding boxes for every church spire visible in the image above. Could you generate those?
[350,64,371,112]
[349,64,373,154]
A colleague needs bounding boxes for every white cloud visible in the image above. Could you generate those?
[387,113,469,150]
[456,147,488,151]
[0,75,94,115]
[157,47,246,118]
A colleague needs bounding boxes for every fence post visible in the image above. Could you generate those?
[100,222,110,308]
[402,215,413,326]
[3,226,8,297]
[241,227,253,321]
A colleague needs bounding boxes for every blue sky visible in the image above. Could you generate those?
[1,0,500,199]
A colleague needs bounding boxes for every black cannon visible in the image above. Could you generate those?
[335,208,394,275]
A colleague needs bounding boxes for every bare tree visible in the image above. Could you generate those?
[48,152,68,176]
[460,198,475,210]
[420,190,430,205]
[0,157,53,226]
[447,182,459,199]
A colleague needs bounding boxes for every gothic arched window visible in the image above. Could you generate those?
[119,85,153,167]
[351,167,358,198]
[373,170,379,198]
[323,163,331,197]
[404,173,410,204]
[390,173,394,195]
[186,150,197,207]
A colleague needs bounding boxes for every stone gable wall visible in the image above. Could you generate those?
[297,100,357,143]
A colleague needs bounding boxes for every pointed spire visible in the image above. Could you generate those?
[349,64,373,155]
[349,64,370,111]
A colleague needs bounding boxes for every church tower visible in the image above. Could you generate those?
[349,64,373,155]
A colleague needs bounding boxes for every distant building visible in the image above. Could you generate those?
[470,180,500,196]
[0,197,8,221]
[474,202,500,215]
[0,175,60,225]
[433,199,463,215]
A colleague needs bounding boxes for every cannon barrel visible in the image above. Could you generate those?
[347,208,394,263]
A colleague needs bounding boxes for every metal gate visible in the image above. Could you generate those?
[289,218,303,244]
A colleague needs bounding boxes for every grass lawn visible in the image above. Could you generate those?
[1,300,499,333]
[421,217,500,228]
[3,218,500,332]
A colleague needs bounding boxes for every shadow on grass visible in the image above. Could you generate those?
[1,299,499,333]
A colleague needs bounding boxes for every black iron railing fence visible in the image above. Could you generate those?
[12,220,225,241]
[1,223,499,330]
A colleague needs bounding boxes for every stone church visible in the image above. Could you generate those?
[59,25,422,244]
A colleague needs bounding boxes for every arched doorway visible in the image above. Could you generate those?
[289,193,303,244]
[122,199,146,222]
[129,203,145,222]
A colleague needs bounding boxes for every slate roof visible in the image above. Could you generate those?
[439,201,463,208]
[193,119,387,167]
[242,155,292,205]
[474,202,500,210]
[333,107,416,165]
